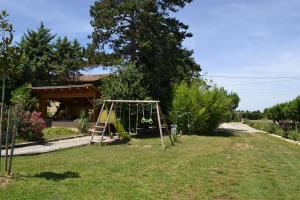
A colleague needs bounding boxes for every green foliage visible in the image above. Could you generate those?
[53,37,85,84]
[288,130,299,141]
[0,10,19,77]
[42,127,78,138]
[89,0,200,110]
[17,23,85,86]
[100,62,148,100]
[264,96,300,124]
[10,83,38,110]
[118,131,131,143]
[236,110,264,120]
[171,80,239,134]
[244,120,279,134]
[74,110,89,133]
[18,23,55,86]
[18,111,46,141]
[245,119,300,141]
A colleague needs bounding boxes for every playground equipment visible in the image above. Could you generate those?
[90,100,174,149]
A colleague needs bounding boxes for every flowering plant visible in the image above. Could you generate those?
[19,111,45,140]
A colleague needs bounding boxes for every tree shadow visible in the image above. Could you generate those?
[130,128,163,139]
[206,129,240,137]
[34,171,80,181]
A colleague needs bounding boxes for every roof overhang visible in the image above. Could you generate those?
[31,84,101,99]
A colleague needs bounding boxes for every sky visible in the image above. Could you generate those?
[0,0,299,111]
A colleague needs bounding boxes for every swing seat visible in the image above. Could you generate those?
[141,117,153,124]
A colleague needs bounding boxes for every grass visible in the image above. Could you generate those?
[1,131,300,199]
[12,128,83,144]
[42,127,83,140]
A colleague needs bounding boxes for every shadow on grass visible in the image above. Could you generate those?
[34,171,80,181]
[207,130,236,137]
[129,126,242,139]
[130,128,162,139]
[197,128,241,137]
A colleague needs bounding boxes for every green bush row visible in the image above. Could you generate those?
[244,120,299,141]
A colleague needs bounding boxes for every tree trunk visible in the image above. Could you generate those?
[0,76,5,172]
[5,108,10,172]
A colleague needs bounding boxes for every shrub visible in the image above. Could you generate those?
[18,111,46,140]
[264,123,280,134]
[10,83,38,111]
[74,110,89,133]
[42,127,78,137]
[287,131,299,141]
[171,81,239,134]
[119,131,131,143]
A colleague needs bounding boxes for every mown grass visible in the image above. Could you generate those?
[42,127,83,140]
[1,131,300,200]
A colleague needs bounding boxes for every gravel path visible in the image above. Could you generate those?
[0,135,108,156]
[218,122,265,133]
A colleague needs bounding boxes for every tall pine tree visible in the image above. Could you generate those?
[19,23,55,86]
[18,23,85,86]
[89,0,200,110]
[53,37,85,84]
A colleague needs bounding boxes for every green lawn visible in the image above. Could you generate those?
[1,131,300,200]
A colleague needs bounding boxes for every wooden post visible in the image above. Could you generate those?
[100,101,114,144]
[158,106,174,145]
[39,98,47,119]
[156,102,165,149]
[93,96,96,122]
[0,76,5,172]
[8,106,19,176]
[5,108,10,172]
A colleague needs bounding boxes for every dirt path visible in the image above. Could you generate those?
[219,122,265,133]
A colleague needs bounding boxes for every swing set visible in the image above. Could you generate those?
[90,100,174,149]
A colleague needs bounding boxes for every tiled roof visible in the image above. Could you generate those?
[78,74,109,82]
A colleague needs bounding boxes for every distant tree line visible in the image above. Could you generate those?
[234,110,263,121]
[264,96,300,128]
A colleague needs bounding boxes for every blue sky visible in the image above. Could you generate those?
[0,0,299,111]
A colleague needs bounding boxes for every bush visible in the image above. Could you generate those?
[171,81,239,134]
[244,120,281,134]
[100,62,148,100]
[18,111,46,140]
[264,123,280,134]
[10,83,38,110]
[74,110,89,133]
[118,131,131,143]
[288,131,299,141]
[42,127,78,137]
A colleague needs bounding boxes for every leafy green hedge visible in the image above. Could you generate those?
[244,120,299,141]
[171,80,239,134]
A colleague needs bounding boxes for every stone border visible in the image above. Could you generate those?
[268,133,300,146]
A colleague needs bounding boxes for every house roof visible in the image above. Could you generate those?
[31,84,101,99]
[78,74,109,82]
